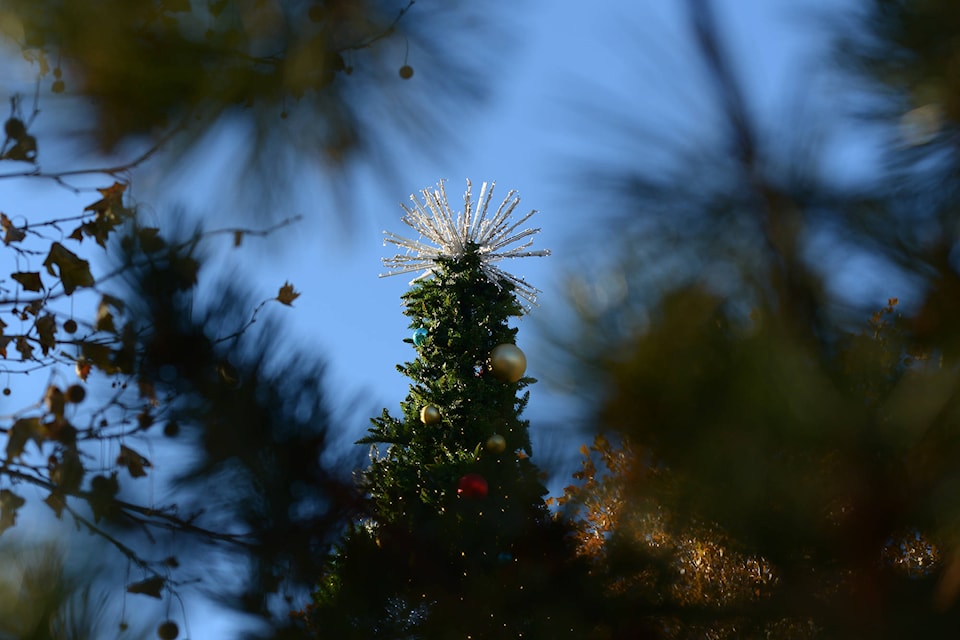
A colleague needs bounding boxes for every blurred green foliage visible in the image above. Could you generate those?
[549,0,960,637]
[0,0,494,206]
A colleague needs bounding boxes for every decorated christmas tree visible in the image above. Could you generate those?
[304,180,595,638]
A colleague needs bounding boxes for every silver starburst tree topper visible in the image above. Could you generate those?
[381,179,550,309]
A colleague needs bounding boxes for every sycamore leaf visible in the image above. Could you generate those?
[1,214,25,244]
[15,336,33,361]
[20,300,41,319]
[0,490,25,534]
[95,294,125,333]
[6,417,43,460]
[96,301,115,333]
[75,358,92,381]
[74,215,129,247]
[47,417,77,447]
[126,576,165,599]
[43,242,94,295]
[2,135,36,162]
[44,385,65,418]
[11,271,43,292]
[83,182,126,215]
[81,342,113,373]
[49,449,84,494]
[117,445,152,479]
[277,281,300,306]
[88,473,119,522]
[0,336,9,358]
[44,493,66,519]
[35,313,56,355]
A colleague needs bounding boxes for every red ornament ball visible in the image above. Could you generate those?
[457,473,488,499]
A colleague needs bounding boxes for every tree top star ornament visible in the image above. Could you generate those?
[381,179,550,309]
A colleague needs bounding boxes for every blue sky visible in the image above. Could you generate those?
[0,0,880,635]
[239,0,866,452]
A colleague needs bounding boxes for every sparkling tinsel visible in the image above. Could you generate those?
[381,179,550,308]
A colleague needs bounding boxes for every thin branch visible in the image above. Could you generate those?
[0,127,179,185]
[345,0,416,51]
[1,463,254,547]
[65,503,153,572]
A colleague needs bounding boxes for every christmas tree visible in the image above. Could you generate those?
[304,180,595,638]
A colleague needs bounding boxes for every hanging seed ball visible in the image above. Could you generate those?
[2,388,10,396]
[457,473,488,499]
[51,80,65,94]
[63,319,78,334]
[163,421,180,438]
[486,433,507,454]
[65,384,86,404]
[489,344,526,383]
[420,405,441,425]
[412,327,428,346]
[157,620,179,640]
[399,64,414,79]
[4,118,25,139]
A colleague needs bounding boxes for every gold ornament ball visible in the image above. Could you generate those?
[489,344,526,383]
[420,404,441,425]
[486,433,507,454]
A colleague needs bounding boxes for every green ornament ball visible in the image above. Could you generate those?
[489,343,526,383]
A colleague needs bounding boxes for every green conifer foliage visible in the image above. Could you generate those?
[363,250,541,525]
[305,187,595,638]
